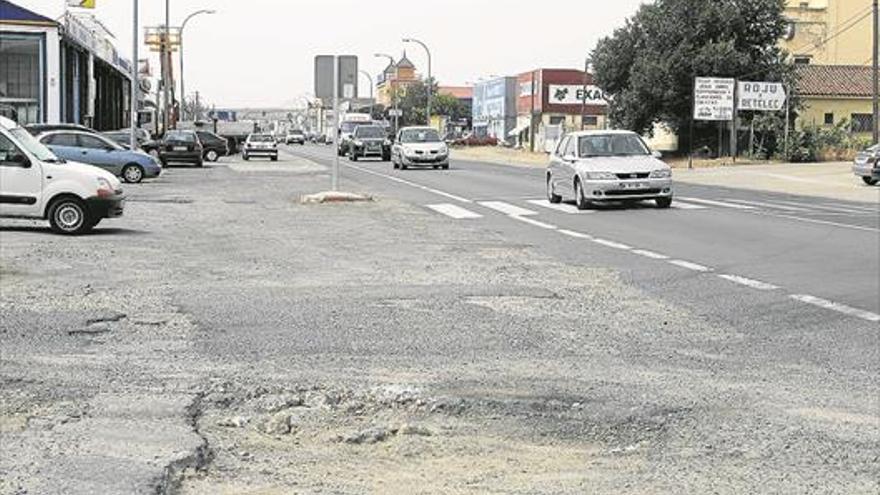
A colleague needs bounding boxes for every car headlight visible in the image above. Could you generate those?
[585,171,616,180]
[96,177,115,197]
[404,148,417,157]
[353,140,363,147]
[383,139,392,146]
[649,169,672,179]
[439,144,448,155]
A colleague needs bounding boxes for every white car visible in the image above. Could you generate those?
[547,130,673,209]
[391,127,449,170]
[0,116,125,235]
[242,133,278,161]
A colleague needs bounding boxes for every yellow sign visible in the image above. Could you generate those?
[67,0,96,8]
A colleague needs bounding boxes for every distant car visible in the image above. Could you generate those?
[348,125,391,162]
[195,130,229,162]
[285,129,306,145]
[853,143,879,186]
[159,130,204,167]
[38,130,162,183]
[102,130,161,158]
[391,127,449,170]
[242,133,278,161]
[546,130,673,209]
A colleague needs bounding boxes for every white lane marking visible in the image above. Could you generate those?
[759,212,880,233]
[526,199,584,214]
[774,200,870,214]
[723,198,810,212]
[717,274,780,291]
[672,200,709,210]
[677,197,757,209]
[592,238,632,250]
[668,260,712,272]
[511,216,557,230]
[631,249,670,260]
[479,201,538,217]
[790,294,880,322]
[558,229,593,239]
[345,163,472,203]
[426,204,482,219]
[821,202,879,213]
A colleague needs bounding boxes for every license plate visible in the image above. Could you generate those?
[173,146,187,151]
[620,182,645,189]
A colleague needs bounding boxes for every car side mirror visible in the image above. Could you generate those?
[5,153,31,168]
[652,150,663,159]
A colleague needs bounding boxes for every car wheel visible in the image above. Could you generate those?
[862,176,879,186]
[122,164,144,183]
[196,159,204,168]
[400,163,408,170]
[656,196,673,208]
[441,164,449,170]
[48,196,92,235]
[575,179,591,210]
[349,150,358,162]
[547,175,562,204]
[206,150,219,162]
[271,155,278,162]
[243,153,249,161]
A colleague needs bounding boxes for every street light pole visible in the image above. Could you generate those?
[130,0,139,150]
[179,9,215,121]
[375,53,399,133]
[873,0,878,144]
[359,69,374,118]
[403,38,432,127]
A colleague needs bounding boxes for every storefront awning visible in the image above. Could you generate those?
[507,122,530,137]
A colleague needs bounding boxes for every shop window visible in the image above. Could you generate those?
[823,113,834,125]
[549,116,565,126]
[0,34,43,124]
[582,116,598,127]
[851,114,874,133]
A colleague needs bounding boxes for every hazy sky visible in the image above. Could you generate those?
[17,0,645,107]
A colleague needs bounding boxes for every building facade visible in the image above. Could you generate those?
[795,64,876,135]
[782,0,874,65]
[376,52,418,108]
[1,1,131,129]
[472,77,518,142]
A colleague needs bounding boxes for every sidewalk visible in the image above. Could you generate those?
[451,146,879,205]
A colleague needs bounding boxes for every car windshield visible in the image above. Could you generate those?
[250,135,274,142]
[355,127,385,139]
[166,131,195,143]
[289,130,303,135]
[9,127,60,162]
[400,129,441,143]
[578,134,649,157]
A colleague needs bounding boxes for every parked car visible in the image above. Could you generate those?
[159,130,204,167]
[195,130,229,162]
[390,127,449,170]
[25,123,97,136]
[102,129,161,158]
[853,143,879,186]
[348,125,391,162]
[37,130,161,184]
[546,130,673,209]
[242,134,278,161]
[285,129,306,145]
[0,116,124,235]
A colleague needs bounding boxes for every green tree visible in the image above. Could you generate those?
[591,0,796,147]
[397,78,438,127]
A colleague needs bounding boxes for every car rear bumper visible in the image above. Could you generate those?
[853,161,879,178]
[87,194,125,218]
[161,151,202,162]
[244,148,278,155]
[583,178,673,200]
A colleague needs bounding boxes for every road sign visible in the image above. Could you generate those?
[337,56,358,101]
[694,77,735,121]
[388,109,403,117]
[314,56,335,100]
[737,81,786,111]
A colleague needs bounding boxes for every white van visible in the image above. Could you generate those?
[0,116,125,235]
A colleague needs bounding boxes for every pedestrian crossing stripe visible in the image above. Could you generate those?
[425,204,482,219]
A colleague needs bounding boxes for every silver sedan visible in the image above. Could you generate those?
[546,130,673,209]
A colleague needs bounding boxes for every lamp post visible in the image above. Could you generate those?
[130,0,139,149]
[403,38,432,127]
[179,9,215,121]
[359,69,374,118]
[375,53,399,132]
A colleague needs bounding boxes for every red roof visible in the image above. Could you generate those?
[438,86,473,99]
[795,64,878,98]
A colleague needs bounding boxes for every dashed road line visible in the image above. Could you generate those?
[717,274,780,291]
[671,200,710,210]
[592,238,632,250]
[345,163,473,203]
[789,294,880,322]
[677,197,757,210]
[631,249,670,260]
[774,201,862,213]
[426,204,482,219]
[724,198,810,212]
[558,229,593,239]
[668,260,713,272]
[526,199,584,214]
[479,201,538,217]
[758,212,880,233]
[511,216,557,230]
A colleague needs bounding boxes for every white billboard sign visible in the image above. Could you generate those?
[694,77,735,121]
[737,81,786,111]
[547,85,608,106]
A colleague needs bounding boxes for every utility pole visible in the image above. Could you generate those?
[873,0,878,143]
[403,38,431,127]
[163,0,170,133]
[130,0,139,149]
[580,58,588,130]
[359,69,374,118]
[529,70,537,152]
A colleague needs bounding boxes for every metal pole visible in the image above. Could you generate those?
[580,58,588,130]
[784,83,791,159]
[179,32,185,120]
[164,0,170,133]
[731,78,738,163]
[130,0,139,150]
[404,38,431,126]
[688,77,695,169]
[873,0,878,143]
[332,56,339,191]
[529,70,536,152]
[359,69,374,118]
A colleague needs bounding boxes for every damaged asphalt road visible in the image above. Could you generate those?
[1,152,878,494]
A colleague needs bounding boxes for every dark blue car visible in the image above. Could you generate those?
[37,130,162,183]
